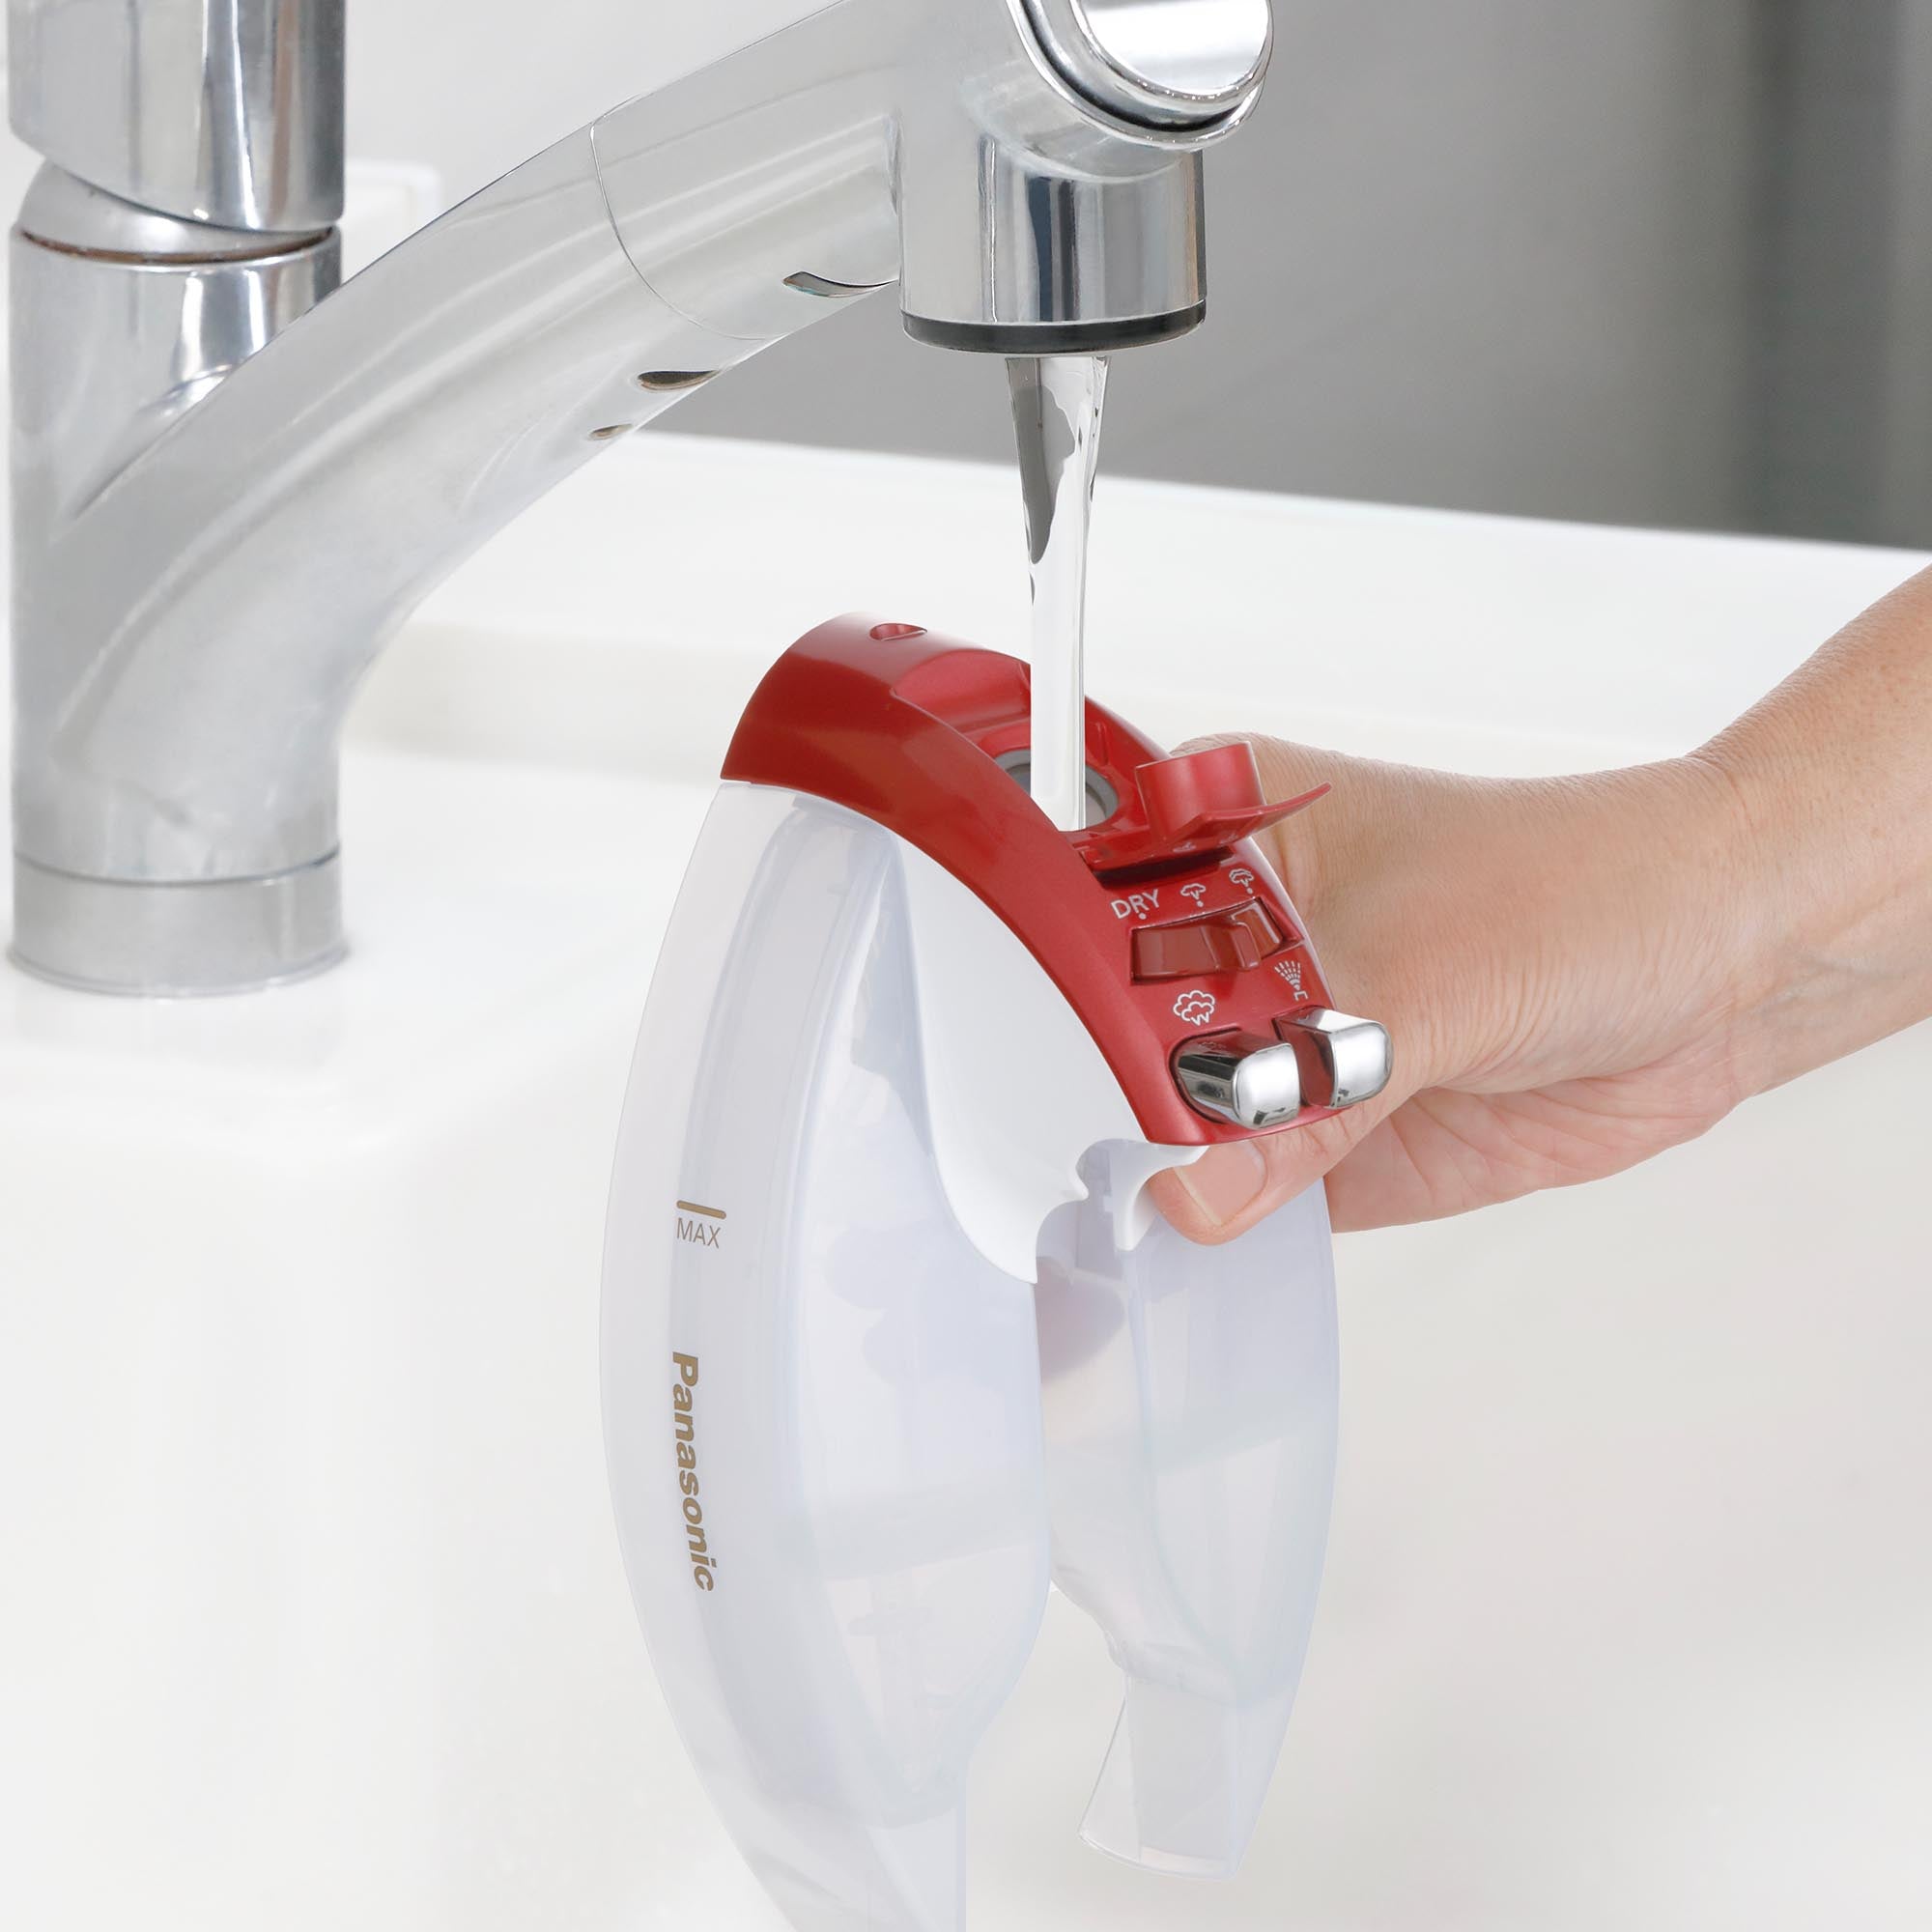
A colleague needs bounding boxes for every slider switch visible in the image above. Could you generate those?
[1131,902,1283,980]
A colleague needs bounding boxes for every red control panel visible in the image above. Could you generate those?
[723,617,1354,1147]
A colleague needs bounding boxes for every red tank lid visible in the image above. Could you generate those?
[723,615,1346,1147]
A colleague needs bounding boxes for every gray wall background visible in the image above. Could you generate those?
[349,1,1932,548]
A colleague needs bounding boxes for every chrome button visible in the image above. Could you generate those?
[1277,1009,1393,1110]
[1174,1032,1303,1129]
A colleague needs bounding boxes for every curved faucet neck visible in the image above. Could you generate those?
[8,0,1233,994]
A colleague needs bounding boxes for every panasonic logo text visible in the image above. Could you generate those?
[671,1352,718,1590]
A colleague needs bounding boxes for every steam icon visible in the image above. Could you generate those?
[1173,989,1218,1027]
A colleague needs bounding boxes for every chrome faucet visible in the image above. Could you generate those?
[8,0,1272,995]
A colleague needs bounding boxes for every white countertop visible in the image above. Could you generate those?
[368,430,1929,781]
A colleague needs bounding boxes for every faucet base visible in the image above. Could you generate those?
[9,856,346,997]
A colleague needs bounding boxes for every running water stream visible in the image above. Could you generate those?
[1008,355,1110,832]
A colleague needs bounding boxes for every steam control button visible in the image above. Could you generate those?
[1132,902,1284,980]
[1174,1032,1303,1130]
[1276,1009,1392,1110]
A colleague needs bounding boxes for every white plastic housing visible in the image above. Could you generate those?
[1037,1155,1338,1876]
[603,783,1341,1930]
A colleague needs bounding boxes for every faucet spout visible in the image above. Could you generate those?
[8,0,1270,994]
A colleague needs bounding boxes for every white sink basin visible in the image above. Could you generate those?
[3,434,1928,1930]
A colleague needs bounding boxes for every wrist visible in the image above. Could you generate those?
[1691,719,1932,1098]
[1670,745,1794,1100]
[1520,753,1770,1102]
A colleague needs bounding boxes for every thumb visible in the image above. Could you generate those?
[1150,1083,1402,1244]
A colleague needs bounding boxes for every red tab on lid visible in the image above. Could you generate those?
[1075,742,1330,871]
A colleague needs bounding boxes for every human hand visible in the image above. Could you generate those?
[1151,747,1757,1239]
[1152,567,1932,1242]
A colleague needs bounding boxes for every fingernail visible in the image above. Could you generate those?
[1176,1142,1269,1228]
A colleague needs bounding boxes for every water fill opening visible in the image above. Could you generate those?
[1009,355,1110,833]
